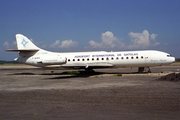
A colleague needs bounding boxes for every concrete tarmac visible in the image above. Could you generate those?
[0,65,180,120]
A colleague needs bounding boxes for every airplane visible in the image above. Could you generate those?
[6,34,175,73]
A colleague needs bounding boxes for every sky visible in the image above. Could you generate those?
[1,0,180,60]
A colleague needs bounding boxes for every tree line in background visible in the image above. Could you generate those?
[176,58,180,62]
[0,60,20,65]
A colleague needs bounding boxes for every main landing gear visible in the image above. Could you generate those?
[138,67,151,73]
[85,68,95,74]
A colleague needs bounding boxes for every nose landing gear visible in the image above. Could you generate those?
[138,67,151,73]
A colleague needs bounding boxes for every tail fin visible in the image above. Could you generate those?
[6,34,40,52]
[16,34,39,50]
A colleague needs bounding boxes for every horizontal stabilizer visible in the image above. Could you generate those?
[6,49,39,52]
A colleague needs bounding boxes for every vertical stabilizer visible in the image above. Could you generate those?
[16,34,39,50]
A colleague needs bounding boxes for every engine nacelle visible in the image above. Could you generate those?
[41,56,66,65]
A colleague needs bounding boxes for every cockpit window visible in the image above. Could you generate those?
[167,54,173,57]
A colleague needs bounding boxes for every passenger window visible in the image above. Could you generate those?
[102,58,104,60]
[73,59,75,61]
[136,56,138,59]
[121,57,124,59]
[92,58,94,61]
[116,57,119,60]
[126,57,128,59]
[97,58,99,60]
[106,57,109,60]
[111,57,114,60]
[141,56,143,59]
[68,59,70,62]
[87,58,89,61]
[131,57,133,59]
[78,59,80,61]
[82,59,85,61]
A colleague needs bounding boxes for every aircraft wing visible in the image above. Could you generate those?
[61,62,114,69]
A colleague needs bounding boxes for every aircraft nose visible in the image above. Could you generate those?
[173,57,176,63]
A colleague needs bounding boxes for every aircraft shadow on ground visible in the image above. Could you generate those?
[45,71,140,80]
[10,70,140,79]
[11,73,36,75]
[10,71,104,77]
[44,71,105,79]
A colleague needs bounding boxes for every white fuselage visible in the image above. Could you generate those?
[17,50,175,70]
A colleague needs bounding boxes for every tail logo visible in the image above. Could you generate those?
[21,39,28,47]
